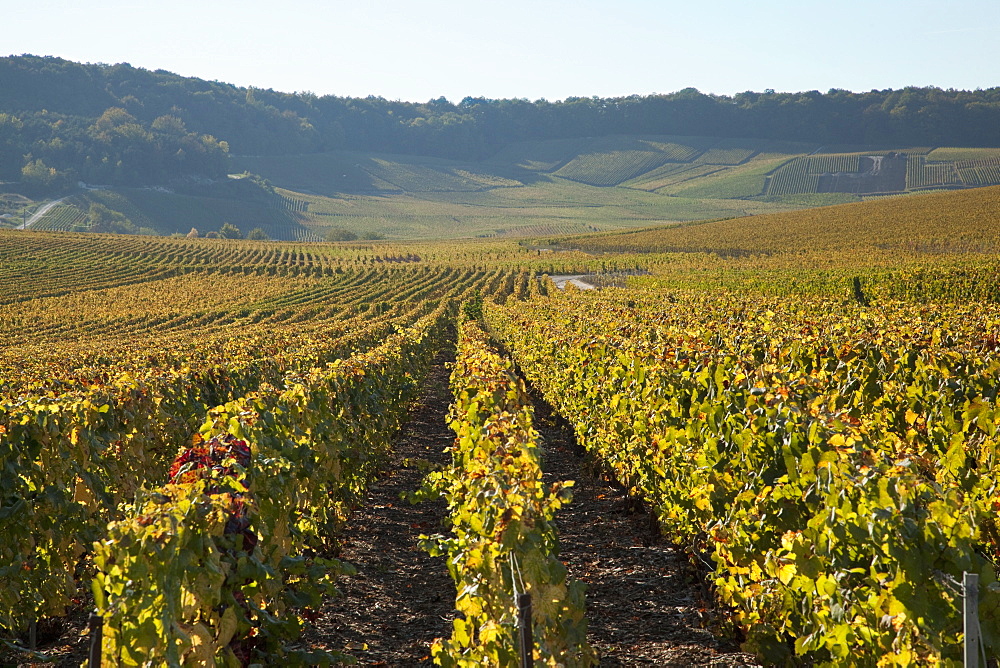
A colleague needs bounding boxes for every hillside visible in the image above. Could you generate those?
[4,55,1000,240]
[543,184,1000,254]
[8,135,1000,241]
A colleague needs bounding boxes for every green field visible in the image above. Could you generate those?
[15,134,1000,240]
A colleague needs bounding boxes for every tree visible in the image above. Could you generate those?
[0,113,24,180]
[20,158,64,194]
[326,227,357,242]
[187,227,199,238]
[151,115,187,135]
[91,107,137,134]
[246,227,268,240]
[218,222,242,239]
[86,202,136,234]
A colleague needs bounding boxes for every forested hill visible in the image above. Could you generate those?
[3,54,1000,192]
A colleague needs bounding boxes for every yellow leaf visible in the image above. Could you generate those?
[74,477,95,506]
[816,574,838,597]
[215,606,239,647]
[184,622,214,666]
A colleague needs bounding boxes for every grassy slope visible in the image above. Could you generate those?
[545,185,1000,254]
[231,135,1000,240]
[21,135,1000,241]
[231,136,815,239]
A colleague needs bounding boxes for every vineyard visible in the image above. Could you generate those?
[0,231,533,665]
[4,180,1000,666]
[693,139,760,166]
[9,134,1000,244]
[0,229,649,666]
[553,149,674,187]
[483,282,1000,665]
[956,160,1000,187]
[906,157,961,190]
[545,184,1000,256]
[665,158,789,199]
[765,157,821,197]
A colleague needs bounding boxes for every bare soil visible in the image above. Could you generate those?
[0,599,92,668]
[309,344,761,666]
[301,348,458,665]
[531,396,760,667]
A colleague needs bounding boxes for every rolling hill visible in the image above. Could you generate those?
[8,135,1000,240]
[4,56,1000,241]
[541,183,1000,254]
[226,137,1000,239]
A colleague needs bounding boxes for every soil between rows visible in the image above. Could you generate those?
[530,396,759,667]
[301,348,458,664]
[310,345,761,666]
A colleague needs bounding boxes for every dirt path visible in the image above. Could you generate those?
[550,274,597,290]
[530,396,760,667]
[19,198,65,229]
[303,347,457,665]
[308,346,761,666]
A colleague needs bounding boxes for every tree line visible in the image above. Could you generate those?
[3,55,1000,192]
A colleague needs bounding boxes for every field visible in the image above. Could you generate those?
[10,134,1000,242]
[3,183,1000,665]
[544,184,1000,255]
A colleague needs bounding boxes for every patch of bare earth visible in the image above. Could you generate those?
[302,347,457,665]
[0,601,92,668]
[530,396,761,667]
[308,345,762,666]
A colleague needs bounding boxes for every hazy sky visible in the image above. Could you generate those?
[5,0,999,102]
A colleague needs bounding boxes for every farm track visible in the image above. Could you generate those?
[530,395,760,667]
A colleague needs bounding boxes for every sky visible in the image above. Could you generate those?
[5,0,1000,102]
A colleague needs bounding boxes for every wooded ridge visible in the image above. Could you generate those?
[3,55,1000,191]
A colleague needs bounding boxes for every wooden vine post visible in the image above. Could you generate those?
[964,572,980,668]
[517,592,533,668]
[87,612,103,668]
